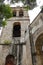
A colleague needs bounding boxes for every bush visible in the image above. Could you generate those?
[2,20,7,27]
[0,4,13,19]
[4,40,11,44]
[24,6,30,10]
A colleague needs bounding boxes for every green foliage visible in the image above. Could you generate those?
[24,6,30,10]
[41,6,43,9]
[30,0,36,2]
[11,0,36,3]
[41,6,43,12]
[21,0,25,2]
[0,4,13,27]
[0,0,4,2]
[11,0,36,9]
[0,4,13,19]
[4,40,11,44]
[2,20,7,27]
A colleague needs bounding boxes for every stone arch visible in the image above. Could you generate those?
[35,33,43,65]
[5,54,15,65]
[13,22,21,37]
[35,32,43,44]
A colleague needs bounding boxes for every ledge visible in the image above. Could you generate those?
[15,42,26,45]
[0,43,11,45]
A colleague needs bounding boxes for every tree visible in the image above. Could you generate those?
[11,0,36,4]
[11,0,36,9]
[0,4,13,19]
[0,4,13,27]
[0,0,4,3]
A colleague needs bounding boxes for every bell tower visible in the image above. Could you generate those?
[9,6,32,65]
[0,5,32,65]
[12,6,30,42]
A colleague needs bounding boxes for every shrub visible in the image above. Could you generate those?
[2,20,7,27]
[4,40,11,44]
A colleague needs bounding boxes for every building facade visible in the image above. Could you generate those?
[0,6,43,65]
[0,7,32,65]
[30,9,43,65]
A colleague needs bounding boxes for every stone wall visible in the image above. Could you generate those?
[0,45,11,65]
[0,7,32,65]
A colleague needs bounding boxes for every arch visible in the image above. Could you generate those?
[35,33,43,53]
[36,33,43,44]
[13,22,21,37]
[35,32,43,44]
[5,54,15,65]
[35,33,43,65]
[19,9,23,17]
[13,10,16,17]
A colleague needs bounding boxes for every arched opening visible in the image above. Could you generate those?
[5,54,15,65]
[13,10,16,17]
[19,10,23,17]
[35,33,43,65]
[13,22,21,37]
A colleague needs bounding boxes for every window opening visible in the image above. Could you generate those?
[19,10,23,17]
[13,22,21,37]
[13,11,16,17]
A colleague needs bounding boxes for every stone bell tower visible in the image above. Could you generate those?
[0,6,32,65]
[11,6,32,65]
[12,6,30,42]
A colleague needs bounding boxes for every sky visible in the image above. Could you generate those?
[28,0,43,23]
[28,6,41,23]
[36,0,43,6]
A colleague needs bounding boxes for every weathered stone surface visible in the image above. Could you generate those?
[0,7,32,65]
[30,11,43,65]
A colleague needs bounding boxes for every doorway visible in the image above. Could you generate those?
[35,34,43,65]
[5,54,15,65]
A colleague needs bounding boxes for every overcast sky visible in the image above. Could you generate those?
[29,0,43,23]
[36,0,43,6]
